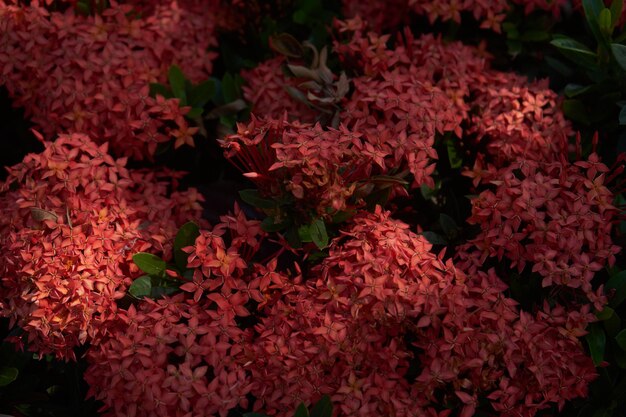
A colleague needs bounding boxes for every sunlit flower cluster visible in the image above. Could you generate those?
[0,0,217,159]
[0,133,202,359]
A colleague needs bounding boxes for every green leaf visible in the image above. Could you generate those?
[562,99,591,124]
[597,307,615,320]
[221,73,239,104]
[239,189,277,209]
[446,138,463,169]
[586,324,607,365]
[599,8,613,35]
[133,252,167,277]
[422,231,448,245]
[298,224,312,242]
[168,65,187,105]
[583,0,608,43]
[149,82,173,99]
[606,270,626,307]
[188,79,217,108]
[128,275,152,298]
[294,403,309,417]
[439,214,458,239]
[564,83,592,98]
[0,367,18,387]
[310,218,329,249]
[174,222,200,271]
[616,329,626,350]
[520,30,550,42]
[612,43,626,70]
[551,37,597,67]
[310,395,332,417]
[261,216,290,232]
[185,107,203,119]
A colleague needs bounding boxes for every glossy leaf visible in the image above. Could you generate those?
[188,79,217,108]
[174,222,200,270]
[612,43,626,70]
[294,403,309,417]
[551,37,597,67]
[128,275,152,298]
[133,252,167,277]
[310,395,332,417]
[239,189,277,209]
[310,218,329,249]
[586,324,607,365]
[606,270,626,307]
[0,367,18,387]
[168,65,187,105]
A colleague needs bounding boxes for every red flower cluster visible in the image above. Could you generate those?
[341,0,569,32]
[247,207,596,417]
[86,207,265,417]
[0,133,202,359]
[0,0,217,159]
[460,154,620,309]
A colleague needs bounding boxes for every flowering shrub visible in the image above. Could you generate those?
[0,0,217,159]
[1,0,626,416]
[0,133,202,359]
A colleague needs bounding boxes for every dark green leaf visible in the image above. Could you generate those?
[583,0,609,44]
[446,139,463,169]
[439,214,458,239]
[149,83,173,99]
[174,222,200,270]
[586,324,607,365]
[564,83,592,98]
[239,189,277,209]
[604,308,622,336]
[612,43,626,70]
[597,306,615,320]
[294,403,309,417]
[168,65,187,105]
[0,367,18,387]
[562,99,591,124]
[133,252,167,276]
[261,216,290,232]
[551,37,597,67]
[298,224,312,242]
[310,395,332,417]
[221,73,239,104]
[422,232,448,245]
[520,30,550,42]
[310,218,329,249]
[186,107,203,119]
[128,275,152,299]
[616,329,626,350]
[188,79,217,108]
[606,270,626,307]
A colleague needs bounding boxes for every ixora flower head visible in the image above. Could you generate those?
[0,132,202,360]
[461,153,620,308]
[247,207,596,417]
[0,0,218,159]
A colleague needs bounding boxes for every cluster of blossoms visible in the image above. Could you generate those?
[247,207,596,417]
[341,0,580,32]
[459,153,620,308]
[0,133,202,359]
[85,206,265,417]
[0,0,218,159]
